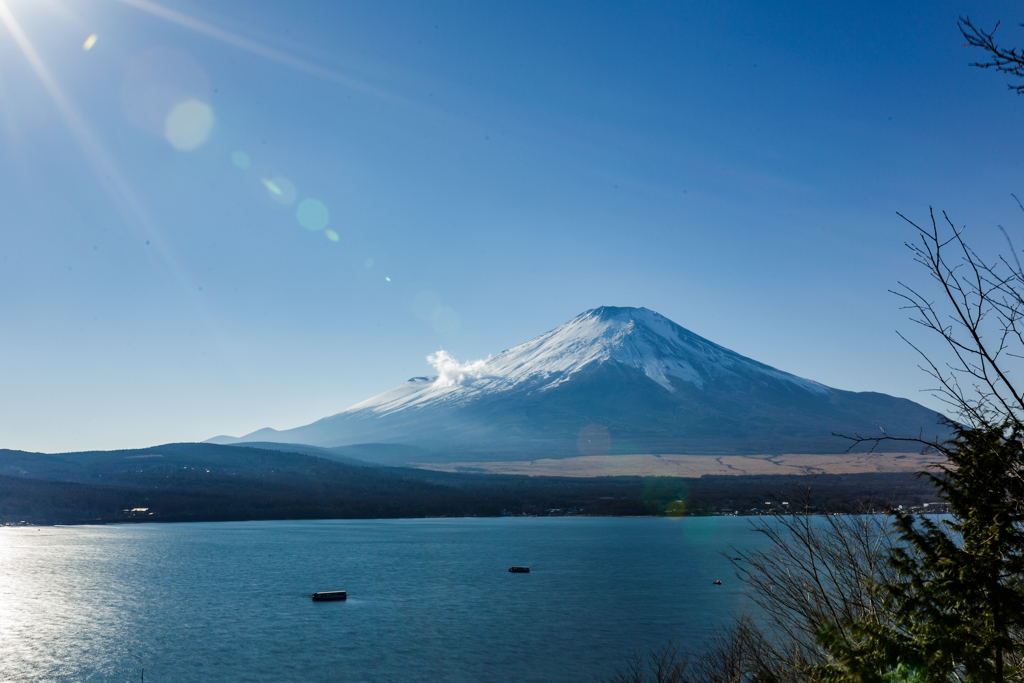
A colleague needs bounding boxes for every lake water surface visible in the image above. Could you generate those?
[0,517,770,682]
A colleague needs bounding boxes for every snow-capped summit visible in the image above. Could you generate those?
[214,307,944,463]
[473,305,827,394]
[347,306,827,417]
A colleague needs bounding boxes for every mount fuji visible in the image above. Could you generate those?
[211,307,945,464]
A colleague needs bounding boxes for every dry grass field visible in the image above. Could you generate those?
[413,451,939,478]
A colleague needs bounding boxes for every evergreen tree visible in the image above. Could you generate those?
[820,423,1024,683]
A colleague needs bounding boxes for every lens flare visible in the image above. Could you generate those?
[262,176,295,205]
[324,229,339,242]
[296,198,329,231]
[413,291,442,321]
[83,34,97,50]
[665,500,687,517]
[231,150,250,168]
[122,48,211,139]
[164,99,214,151]
[431,307,461,335]
[577,424,611,457]
[0,2,216,340]
[364,257,375,268]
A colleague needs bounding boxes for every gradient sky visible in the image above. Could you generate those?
[2,0,1023,452]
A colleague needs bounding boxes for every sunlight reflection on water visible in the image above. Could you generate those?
[0,517,764,682]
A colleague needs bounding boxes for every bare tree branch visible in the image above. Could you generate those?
[960,16,1024,94]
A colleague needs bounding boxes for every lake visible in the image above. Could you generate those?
[0,517,771,682]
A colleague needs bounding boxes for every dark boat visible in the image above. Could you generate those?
[508,566,530,573]
[312,590,347,601]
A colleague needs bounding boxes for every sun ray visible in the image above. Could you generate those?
[113,0,422,111]
[0,57,21,143]
[0,0,227,342]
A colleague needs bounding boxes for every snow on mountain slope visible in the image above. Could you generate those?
[214,306,945,460]
[343,306,827,417]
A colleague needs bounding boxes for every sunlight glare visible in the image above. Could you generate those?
[0,0,217,340]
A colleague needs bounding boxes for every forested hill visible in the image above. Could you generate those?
[0,443,937,525]
[0,442,643,524]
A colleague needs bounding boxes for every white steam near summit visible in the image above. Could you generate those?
[428,350,489,386]
[214,307,945,458]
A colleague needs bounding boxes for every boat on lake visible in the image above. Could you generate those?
[508,566,530,573]
[312,591,347,601]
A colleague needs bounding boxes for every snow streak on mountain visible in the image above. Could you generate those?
[349,307,828,414]
[213,307,944,463]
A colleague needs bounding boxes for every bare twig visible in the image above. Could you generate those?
[960,16,1024,94]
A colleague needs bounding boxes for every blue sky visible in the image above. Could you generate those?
[1,0,1022,452]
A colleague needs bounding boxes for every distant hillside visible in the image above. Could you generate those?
[0,442,938,525]
[0,443,644,524]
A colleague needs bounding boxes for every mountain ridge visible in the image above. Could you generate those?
[212,307,946,463]
[340,306,828,416]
